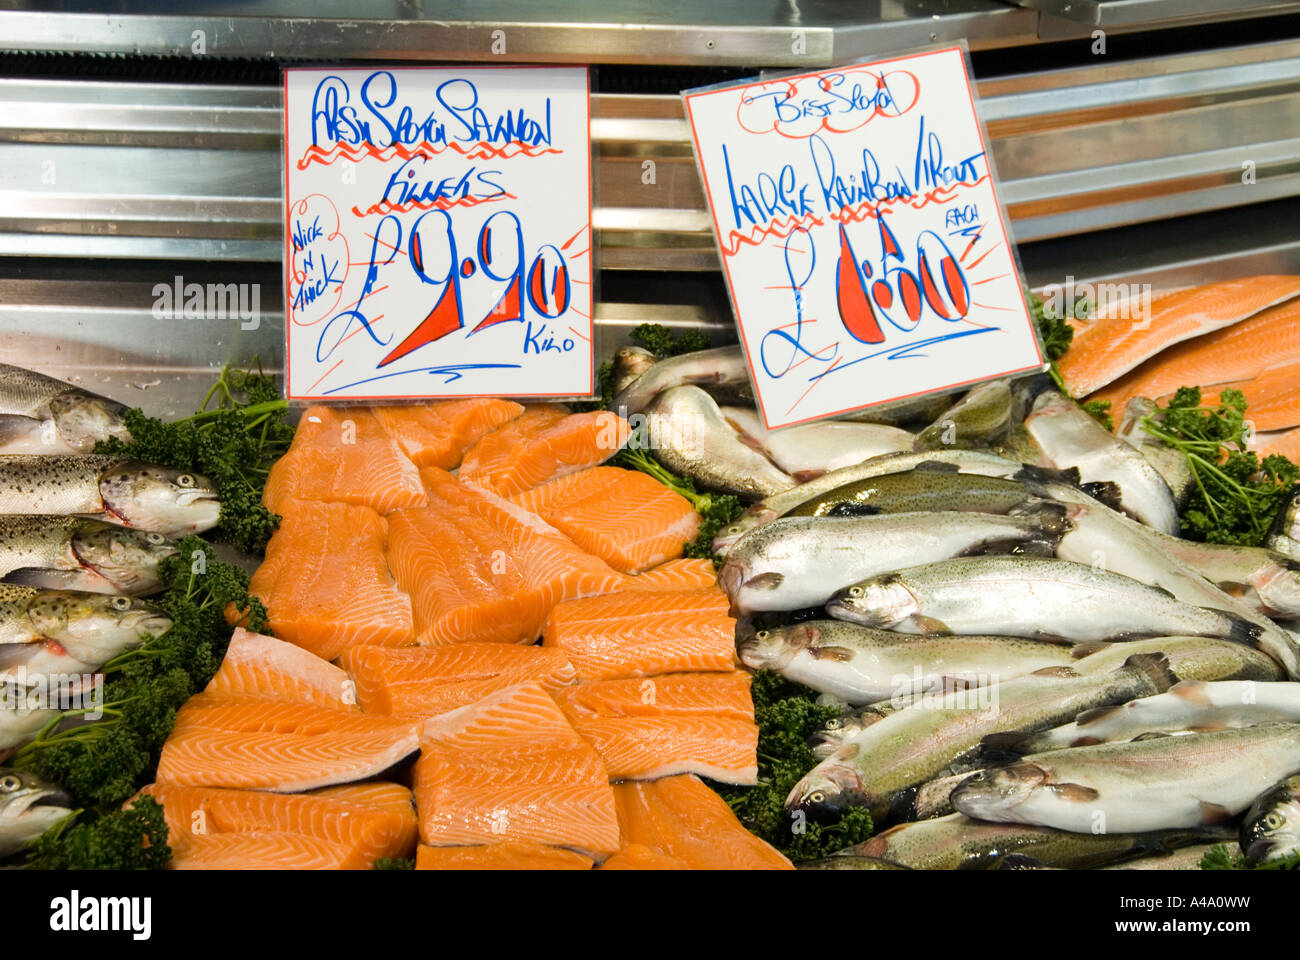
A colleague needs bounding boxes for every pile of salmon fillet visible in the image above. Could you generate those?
[1060,275,1300,459]
[134,399,790,870]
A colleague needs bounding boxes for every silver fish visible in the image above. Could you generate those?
[835,393,952,428]
[610,345,749,416]
[1069,636,1284,684]
[713,450,1041,557]
[0,516,177,595]
[610,346,657,397]
[914,379,1015,451]
[827,555,1262,646]
[1118,397,1193,509]
[785,653,1176,821]
[950,723,1300,833]
[1023,390,1179,535]
[643,387,793,501]
[1240,772,1300,864]
[808,702,907,759]
[0,455,220,537]
[0,363,131,455]
[983,680,1300,756]
[737,619,1074,706]
[0,767,73,858]
[720,407,914,481]
[722,505,1070,614]
[842,812,1228,870]
[0,586,171,681]
[1267,484,1300,561]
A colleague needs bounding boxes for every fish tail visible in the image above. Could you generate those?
[976,730,1036,763]
[1121,651,1180,693]
[1078,480,1124,512]
[1225,614,1263,648]
[1014,499,1073,542]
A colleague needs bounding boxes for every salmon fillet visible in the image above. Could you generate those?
[597,842,689,869]
[622,558,718,591]
[264,406,425,515]
[1059,276,1300,398]
[1199,360,1300,432]
[1090,298,1300,414]
[459,405,631,496]
[1253,426,1300,464]
[509,466,700,573]
[612,775,793,870]
[415,842,594,870]
[205,627,356,709]
[415,682,620,854]
[371,399,524,469]
[139,782,417,870]
[155,694,421,793]
[339,643,577,717]
[247,500,413,660]
[543,589,736,680]
[386,467,627,645]
[555,673,758,784]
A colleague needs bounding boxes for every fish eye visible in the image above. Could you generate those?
[969,771,987,782]
[146,533,166,545]
[825,718,842,729]
[849,586,864,598]
[111,597,131,611]
[809,791,826,804]
[1265,812,1285,830]
[755,630,770,641]
[176,474,196,488]
[0,775,19,792]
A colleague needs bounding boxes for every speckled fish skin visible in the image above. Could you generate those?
[0,516,177,595]
[722,507,1070,614]
[1023,390,1180,535]
[0,363,131,454]
[712,450,1043,557]
[914,380,1014,451]
[0,584,171,678]
[643,386,794,501]
[827,555,1262,646]
[784,653,1176,822]
[1117,397,1193,509]
[0,767,73,857]
[0,456,219,536]
[950,723,1300,834]
[1069,635,1285,684]
[610,345,749,416]
[842,812,1229,870]
[782,467,1051,520]
[737,619,1074,706]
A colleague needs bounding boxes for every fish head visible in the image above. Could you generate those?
[808,707,882,759]
[1240,777,1300,864]
[949,762,1048,821]
[785,762,866,823]
[1254,564,1300,621]
[99,463,220,536]
[47,392,132,452]
[0,767,73,857]
[711,511,769,558]
[70,524,180,594]
[25,591,172,665]
[826,575,917,628]
[736,622,820,671]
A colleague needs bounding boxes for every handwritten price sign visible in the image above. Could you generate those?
[282,66,593,400]
[683,47,1043,429]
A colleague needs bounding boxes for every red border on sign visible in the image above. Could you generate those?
[683,46,1045,430]
[282,64,595,402]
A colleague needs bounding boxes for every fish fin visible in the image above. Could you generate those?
[1130,731,1173,741]
[1016,499,1072,539]
[1226,615,1263,648]
[1,567,104,590]
[1047,782,1101,803]
[912,616,951,634]
[1029,665,1081,679]
[885,786,920,825]
[742,571,785,591]
[826,501,881,517]
[1168,679,1213,705]
[1073,703,1125,728]
[1122,652,1180,693]
[971,537,1059,558]
[793,469,826,483]
[1198,801,1235,825]
[1014,463,1081,487]
[809,644,856,663]
[1079,481,1124,512]
[977,731,1035,762]
[1070,640,1112,659]
[1068,736,1104,747]
[1216,582,1249,597]
[992,854,1050,870]
[914,460,961,474]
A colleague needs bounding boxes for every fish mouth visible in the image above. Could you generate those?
[718,560,744,601]
[124,612,173,637]
[3,787,73,820]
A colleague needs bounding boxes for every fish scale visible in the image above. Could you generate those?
[0,455,115,515]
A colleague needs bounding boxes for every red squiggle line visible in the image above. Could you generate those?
[297,139,562,170]
[719,212,826,257]
[351,191,517,218]
[829,176,990,226]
